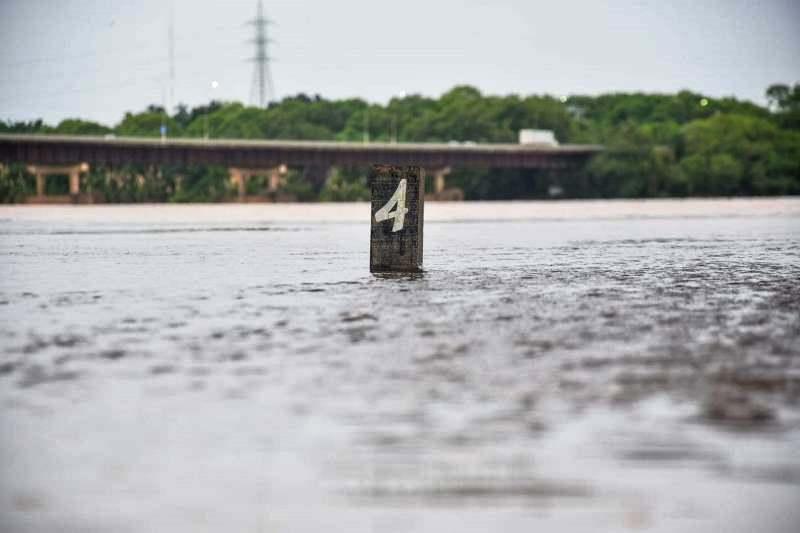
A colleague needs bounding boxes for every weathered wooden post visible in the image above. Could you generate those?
[369,165,424,273]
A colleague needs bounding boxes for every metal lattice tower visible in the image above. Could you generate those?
[248,0,275,108]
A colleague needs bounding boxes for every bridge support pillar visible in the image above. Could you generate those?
[432,166,451,194]
[268,164,288,192]
[35,171,45,197]
[27,163,88,201]
[229,165,289,201]
[68,168,80,197]
[229,167,247,201]
[268,168,281,192]
[426,166,463,201]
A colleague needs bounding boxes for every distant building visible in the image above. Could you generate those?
[519,129,558,146]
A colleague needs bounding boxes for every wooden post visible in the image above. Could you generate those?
[369,165,424,273]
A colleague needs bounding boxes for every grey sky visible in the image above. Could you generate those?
[1,0,798,126]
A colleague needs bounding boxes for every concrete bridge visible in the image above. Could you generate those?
[0,133,602,201]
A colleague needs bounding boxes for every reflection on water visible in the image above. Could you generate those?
[1,199,799,532]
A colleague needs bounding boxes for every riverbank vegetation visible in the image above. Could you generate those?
[2,83,798,202]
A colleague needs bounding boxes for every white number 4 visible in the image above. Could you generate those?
[374,179,409,232]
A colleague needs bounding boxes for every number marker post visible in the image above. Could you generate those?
[369,165,424,273]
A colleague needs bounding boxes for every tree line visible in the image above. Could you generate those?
[1,83,799,202]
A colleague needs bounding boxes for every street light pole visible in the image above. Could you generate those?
[204,80,219,141]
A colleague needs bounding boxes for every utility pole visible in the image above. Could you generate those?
[160,2,175,141]
[168,3,175,110]
[248,0,275,108]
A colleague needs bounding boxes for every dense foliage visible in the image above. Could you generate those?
[1,83,798,201]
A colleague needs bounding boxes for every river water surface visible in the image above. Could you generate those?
[1,199,799,532]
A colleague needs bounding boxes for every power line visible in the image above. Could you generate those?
[247,0,275,108]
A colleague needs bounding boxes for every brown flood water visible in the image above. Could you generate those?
[1,198,799,532]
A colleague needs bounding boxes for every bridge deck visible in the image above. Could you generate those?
[0,133,602,169]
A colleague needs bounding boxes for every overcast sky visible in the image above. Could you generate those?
[1,0,798,126]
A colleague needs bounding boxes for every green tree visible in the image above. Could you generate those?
[766,83,800,129]
[319,167,369,201]
[3,83,799,202]
[0,119,47,133]
[0,164,32,202]
[681,113,800,195]
[171,165,231,202]
[52,119,111,136]
[116,107,180,137]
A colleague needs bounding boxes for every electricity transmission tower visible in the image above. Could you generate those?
[248,0,275,108]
